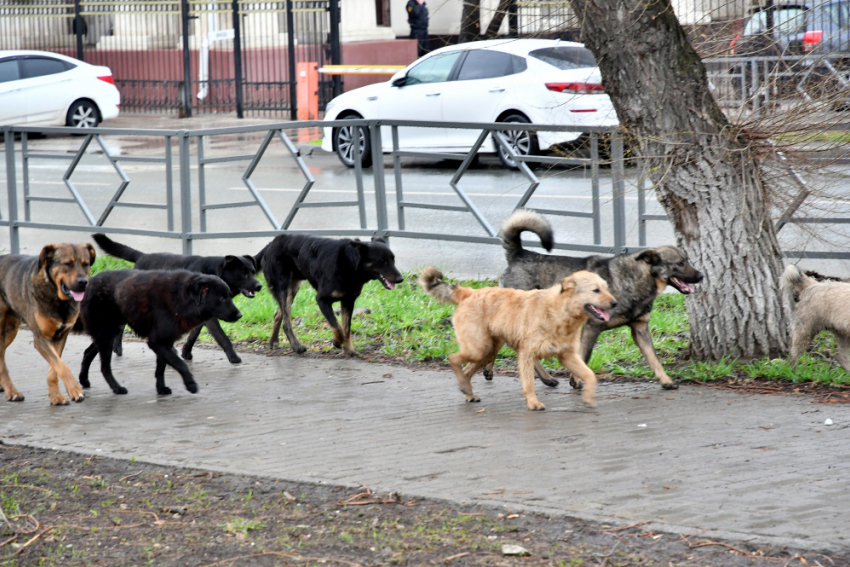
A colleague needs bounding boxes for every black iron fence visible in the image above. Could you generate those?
[0,0,341,117]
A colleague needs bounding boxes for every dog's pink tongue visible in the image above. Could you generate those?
[387,281,396,290]
[70,290,85,302]
[671,277,694,293]
[599,308,610,322]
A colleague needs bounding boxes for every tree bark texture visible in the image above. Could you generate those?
[460,0,481,43]
[569,0,791,359]
[484,0,512,38]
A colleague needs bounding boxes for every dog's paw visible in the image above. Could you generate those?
[569,376,583,390]
[662,381,679,390]
[482,368,493,381]
[293,345,307,354]
[79,377,91,389]
[181,351,194,361]
[185,382,199,394]
[581,396,597,409]
[113,346,123,357]
[526,399,546,411]
[6,392,23,402]
[540,376,559,388]
[50,395,70,406]
[465,394,481,403]
[227,354,242,364]
[157,386,172,396]
[114,386,128,395]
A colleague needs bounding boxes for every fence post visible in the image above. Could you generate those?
[180,0,193,118]
[4,128,19,254]
[370,122,389,241]
[179,131,193,255]
[73,0,84,61]
[286,0,298,121]
[328,0,342,98]
[232,0,244,119]
[590,133,600,245]
[611,130,626,255]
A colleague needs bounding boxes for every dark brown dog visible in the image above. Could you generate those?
[0,243,95,405]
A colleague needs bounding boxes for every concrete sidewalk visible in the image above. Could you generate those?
[2,331,849,556]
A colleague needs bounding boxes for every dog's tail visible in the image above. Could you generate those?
[253,244,269,272]
[499,209,554,261]
[780,264,817,306]
[92,233,143,263]
[418,267,474,305]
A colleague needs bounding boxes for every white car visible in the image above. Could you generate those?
[322,38,619,169]
[0,50,120,128]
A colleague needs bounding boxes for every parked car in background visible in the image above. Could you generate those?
[0,50,120,128]
[321,38,619,169]
[791,0,850,57]
[731,1,850,58]
[731,4,808,56]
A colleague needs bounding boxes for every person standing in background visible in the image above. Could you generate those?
[406,0,429,57]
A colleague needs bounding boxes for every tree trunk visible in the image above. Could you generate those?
[484,0,512,38]
[460,0,481,43]
[569,0,791,359]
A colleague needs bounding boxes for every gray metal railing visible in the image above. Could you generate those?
[704,54,850,111]
[0,119,628,257]
[3,119,849,262]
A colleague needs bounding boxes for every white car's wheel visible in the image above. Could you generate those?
[333,115,372,168]
[66,100,100,128]
[496,114,539,170]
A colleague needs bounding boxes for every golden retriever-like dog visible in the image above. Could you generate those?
[419,267,617,410]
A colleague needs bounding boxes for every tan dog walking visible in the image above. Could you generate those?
[419,267,616,410]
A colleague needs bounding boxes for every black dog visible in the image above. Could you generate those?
[92,233,261,363]
[256,235,404,355]
[77,269,242,395]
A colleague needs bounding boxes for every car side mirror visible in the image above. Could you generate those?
[391,75,407,87]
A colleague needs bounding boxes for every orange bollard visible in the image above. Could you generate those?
[297,61,320,142]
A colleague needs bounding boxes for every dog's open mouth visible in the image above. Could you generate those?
[61,282,85,302]
[669,277,695,294]
[585,304,610,322]
[378,274,396,290]
[241,288,257,298]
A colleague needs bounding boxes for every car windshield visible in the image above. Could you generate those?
[528,46,597,70]
[743,8,806,34]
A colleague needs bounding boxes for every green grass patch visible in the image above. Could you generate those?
[89,260,849,387]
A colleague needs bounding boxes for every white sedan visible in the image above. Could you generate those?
[0,50,120,128]
[321,38,618,169]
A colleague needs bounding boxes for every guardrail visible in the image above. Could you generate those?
[2,118,849,262]
[0,119,629,257]
[704,54,850,111]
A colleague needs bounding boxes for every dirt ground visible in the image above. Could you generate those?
[1,444,845,567]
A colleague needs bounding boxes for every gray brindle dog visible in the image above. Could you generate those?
[486,209,704,390]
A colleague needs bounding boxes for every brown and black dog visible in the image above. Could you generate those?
[0,243,95,405]
[420,267,617,410]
